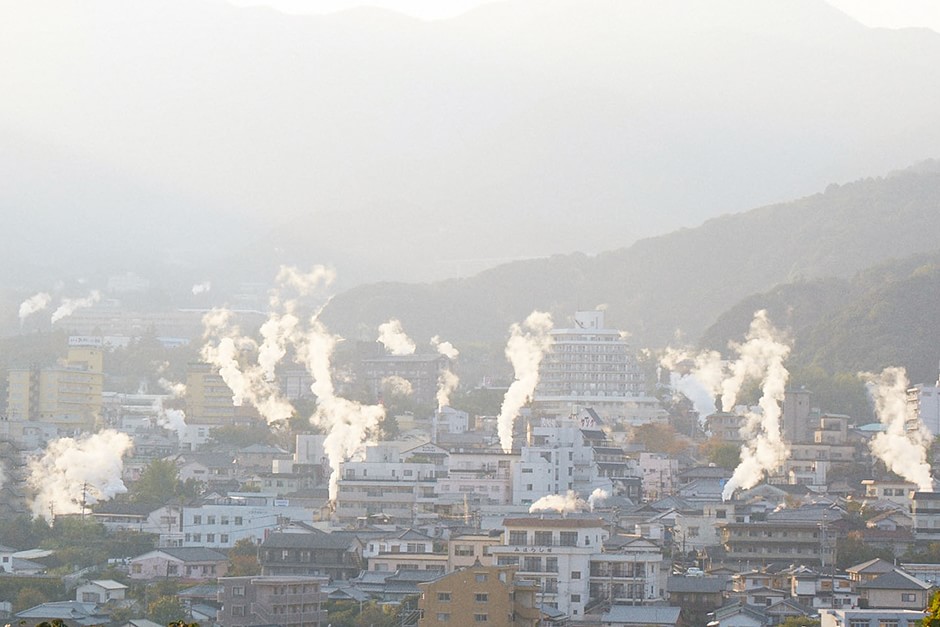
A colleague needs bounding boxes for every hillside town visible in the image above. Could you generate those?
[3,305,940,627]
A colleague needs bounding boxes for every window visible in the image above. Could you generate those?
[571,571,581,579]
[232,605,245,617]
[207,516,216,524]
[534,531,553,546]
[474,614,488,622]
[167,564,178,575]
[546,557,558,573]
[455,545,474,556]
[901,593,916,602]
[475,593,489,603]
[235,517,243,525]
[878,621,899,627]
[475,573,488,583]
[436,614,450,622]
[207,534,215,543]
[132,564,142,574]
[221,534,229,543]
[849,620,870,627]
[571,594,581,602]
[509,531,527,546]
[193,515,202,524]
[193,534,201,542]
[560,531,578,546]
[232,586,245,596]
[437,592,451,602]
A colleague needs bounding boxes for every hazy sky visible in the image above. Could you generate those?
[220,0,940,31]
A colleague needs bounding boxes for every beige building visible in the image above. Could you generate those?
[417,564,540,627]
[447,532,502,570]
[185,362,258,427]
[218,575,327,626]
[5,347,104,443]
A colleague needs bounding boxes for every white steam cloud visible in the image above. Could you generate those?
[382,375,414,397]
[19,292,52,322]
[529,490,587,514]
[588,488,609,511]
[720,311,791,500]
[199,266,334,425]
[297,318,385,500]
[666,311,791,500]
[862,367,934,492]
[192,281,212,295]
[497,311,553,453]
[377,319,416,356]
[27,430,134,520]
[661,348,725,420]
[51,290,101,324]
[431,335,460,410]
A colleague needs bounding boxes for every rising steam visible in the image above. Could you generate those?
[382,375,414,397]
[431,335,460,410]
[529,490,587,513]
[377,319,416,356]
[666,311,791,500]
[297,318,385,500]
[19,292,52,322]
[192,281,212,295]
[497,311,553,453]
[588,488,609,511]
[862,367,934,491]
[51,290,101,324]
[27,430,134,520]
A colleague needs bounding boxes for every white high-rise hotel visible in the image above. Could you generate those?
[534,310,664,426]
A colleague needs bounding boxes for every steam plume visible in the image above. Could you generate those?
[431,336,460,410]
[274,264,335,299]
[588,488,609,511]
[661,348,725,420]
[721,311,791,500]
[382,375,414,397]
[192,281,212,295]
[19,292,52,322]
[862,367,934,491]
[51,290,101,324]
[529,490,587,513]
[27,430,134,520]
[377,319,416,355]
[497,311,553,453]
[297,317,385,500]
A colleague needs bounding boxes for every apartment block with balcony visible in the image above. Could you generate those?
[218,575,327,627]
[911,491,940,541]
[490,517,609,620]
[260,531,363,582]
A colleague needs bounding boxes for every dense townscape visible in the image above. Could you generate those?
[3,300,940,627]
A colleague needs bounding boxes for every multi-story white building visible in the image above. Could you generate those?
[491,517,663,620]
[534,310,663,426]
[908,379,940,436]
[512,416,640,506]
[638,452,678,501]
[335,443,439,524]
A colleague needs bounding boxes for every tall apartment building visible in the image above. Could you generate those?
[218,576,327,627]
[185,362,258,428]
[360,354,448,408]
[5,347,104,444]
[782,387,815,444]
[907,378,940,436]
[534,310,662,425]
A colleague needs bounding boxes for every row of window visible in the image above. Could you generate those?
[191,515,244,525]
[185,533,230,543]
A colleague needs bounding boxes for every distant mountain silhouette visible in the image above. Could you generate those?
[3,0,940,288]
[322,162,940,349]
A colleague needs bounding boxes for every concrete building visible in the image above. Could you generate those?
[361,354,448,408]
[128,547,228,581]
[820,608,926,627]
[259,531,363,581]
[218,575,327,627]
[184,362,258,430]
[911,491,940,541]
[908,376,940,437]
[6,347,104,444]
[75,580,127,604]
[782,388,815,444]
[447,532,502,570]
[512,415,641,507]
[417,564,541,627]
[534,310,662,426]
[335,443,439,524]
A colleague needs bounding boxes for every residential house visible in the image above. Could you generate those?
[600,605,682,627]
[75,580,127,604]
[856,569,933,610]
[260,530,363,581]
[128,547,228,581]
[820,608,926,627]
